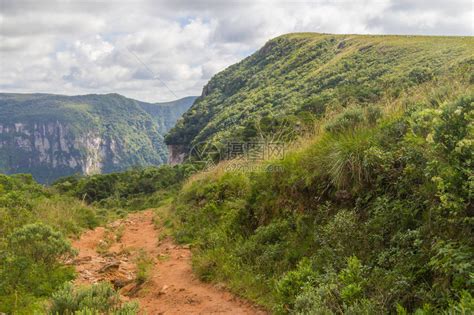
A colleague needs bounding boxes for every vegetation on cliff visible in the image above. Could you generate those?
[0,93,195,183]
[140,96,197,134]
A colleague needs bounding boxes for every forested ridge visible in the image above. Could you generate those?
[166,34,473,153]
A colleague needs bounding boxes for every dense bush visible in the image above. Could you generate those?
[0,223,77,313]
[324,105,383,133]
[7,223,76,265]
[49,282,139,314]
[408,67,434,84]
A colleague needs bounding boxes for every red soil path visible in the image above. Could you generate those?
[72,210,266,315]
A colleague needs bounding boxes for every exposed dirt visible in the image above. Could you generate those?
[72,210,266,314]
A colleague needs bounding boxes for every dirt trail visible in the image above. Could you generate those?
[72,210,266,314]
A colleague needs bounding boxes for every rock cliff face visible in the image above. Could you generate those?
[0,121,118,182]
[167,145,186,165]
[0,93,193,183]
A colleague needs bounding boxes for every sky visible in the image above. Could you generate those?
[0,0,472,102]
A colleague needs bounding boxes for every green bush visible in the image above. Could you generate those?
[7,223,77,265]
[325,107,365,133]
[299,94,331,118]
[49,282,139,315]
[54,164,196,209]
[0,223,77,313]
[276,258,318,309]
[135,250,154,284]
[0,174,105,313]
[366,105,383,125]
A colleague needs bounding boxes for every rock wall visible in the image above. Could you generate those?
[167,145,186,165]
[0,121,111,182]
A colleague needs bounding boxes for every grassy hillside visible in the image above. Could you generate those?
[172,86,473,314]
[0,93,190,183]
[164,33,473,313]
[166,33,473,153]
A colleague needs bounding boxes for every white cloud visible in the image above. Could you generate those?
[0,0,472,102]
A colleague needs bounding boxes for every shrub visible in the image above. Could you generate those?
[299,94,331,118]
[54,164,195,209]
[0,223,77,313]
[7,223,77,265]
[135,250,154,284]
[276,258,318,309]
[308,129,376,190]
[282,256,370,313]
[325,107,365,133]
[338,256,366,305]
[237,220,292,275]
[49,282,139,314]
[433,95,472,155]
[0,174,107,313]
[429,241,474,292]
[449,291,474,314]
[408,67,434,84]
[366,105,382,125]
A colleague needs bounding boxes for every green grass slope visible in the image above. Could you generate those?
[166,33,473,153]
[173,87,473,314]
[166,33,473,313]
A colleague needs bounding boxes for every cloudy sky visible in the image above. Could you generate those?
[0,0,472,102]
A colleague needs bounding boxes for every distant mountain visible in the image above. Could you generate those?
[166,33,473,157]
[141,96,198,134]
[0,93,195,183]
